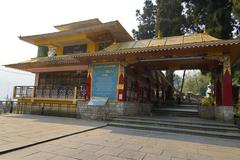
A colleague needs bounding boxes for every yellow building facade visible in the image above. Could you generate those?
[6,18,240,121]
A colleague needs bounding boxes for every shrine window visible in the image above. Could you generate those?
[37,71,87,99]
[63,44,87,55]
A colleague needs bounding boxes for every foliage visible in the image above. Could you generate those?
[234,104,240,117]
[233,0,240,21]
[155,0,185,37]
[206,0,233,39]
[134,0,240,39]
[173,73,182,90]
[201,96,214,107]
[182,71,211,96]
[154,0,186,100]
[235,111,240,118]
[133,0,239,100]
[184,0,235,39]
[232,61,240,85]
[132,0,157,40]
[233,70,240,85]
[184,0,207,33]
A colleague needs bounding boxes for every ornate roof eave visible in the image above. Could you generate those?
[5,37,240,72]
[72,38,240,58]
[19,20,133,45]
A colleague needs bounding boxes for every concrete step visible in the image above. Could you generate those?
[108,122,240,139]
[153,108,199,117]
[174,104,198,109]
[111,118,240,133]
[155,108,198,112]
[118,116,236,127]
[177,104,198,107]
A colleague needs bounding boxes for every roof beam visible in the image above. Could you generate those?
[34,34,88,45]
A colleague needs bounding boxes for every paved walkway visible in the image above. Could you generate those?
[0,114,106,153]
[0,123,240,160]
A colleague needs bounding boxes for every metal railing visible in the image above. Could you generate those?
[15,102,77,117]
[184,92,203,104]
[0,100,16,113]
[13,85,86,100]
[14,86,34,98]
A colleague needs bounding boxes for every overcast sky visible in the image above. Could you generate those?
[0,0,146,99]
[0,0,145,66]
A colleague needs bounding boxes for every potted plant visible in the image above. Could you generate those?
[234,105,240,128]
[198,97,215,119]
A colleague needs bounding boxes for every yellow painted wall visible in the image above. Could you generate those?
[56,46,63,55]
[87,41,97,53]
[35,33,99,55]
[34,34,88,45]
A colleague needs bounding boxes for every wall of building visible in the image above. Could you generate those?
[125,67,154,103]
[77,101,152,120]
[36,34,99,57]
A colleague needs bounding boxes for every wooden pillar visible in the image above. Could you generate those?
[74,87,78,99]
[123,73,127,102]
[148,80,151,102]
[34,73,40,86]
[118,72,125,101]
[156,84,159,99]
[135,80,140,101]
[215,78,222,106]
[215,65,223,106]
[215,56,234,122]
[117,64,126,102]
[86,67,92,100]
[222,56,233,106]
[13,86,17,98]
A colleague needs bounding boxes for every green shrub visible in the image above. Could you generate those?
[234,104,240,117]
[201,97,214,107]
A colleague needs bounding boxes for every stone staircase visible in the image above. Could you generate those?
[152,104,199,117]
[108,116,240,139]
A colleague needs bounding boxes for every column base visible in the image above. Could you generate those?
[215,106,234,123]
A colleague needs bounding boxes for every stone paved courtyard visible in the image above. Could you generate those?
[0,115,240,160]
[0,114,105,153]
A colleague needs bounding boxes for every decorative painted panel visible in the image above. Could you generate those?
[92,64,119,100]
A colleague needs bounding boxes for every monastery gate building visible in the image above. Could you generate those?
[6,19,240,122]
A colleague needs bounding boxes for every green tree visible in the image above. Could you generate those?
[184,0,235,39]
[232,61,240,85]
[183,71,211,96]
[206,0,234,39]
[155,0,186,101]
[233,0,240,21]
[173,73,182,90]
[132,0,157,40]
[184,0,207,33]
[155,0,185,37]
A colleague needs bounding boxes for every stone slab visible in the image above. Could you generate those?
[215,106,234,122]
[1,126,240,160]
[0,114,106,153]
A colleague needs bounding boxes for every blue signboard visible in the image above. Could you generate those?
[92,64,119,100]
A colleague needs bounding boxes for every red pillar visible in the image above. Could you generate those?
[135,80,140,101]
[223,70,233,106]
[118,72,125,101]
[86,74,91,100]
[216,79,222,106]
[222,56,233,106]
